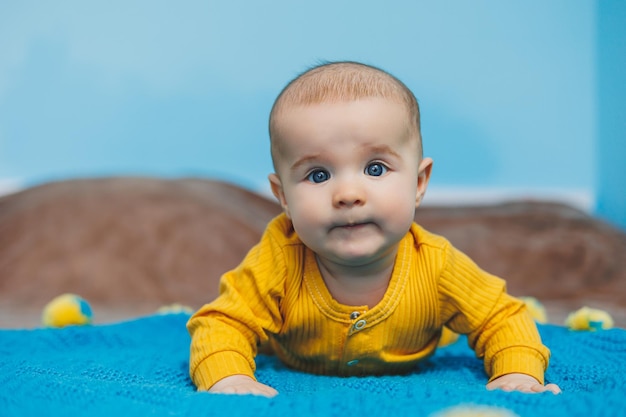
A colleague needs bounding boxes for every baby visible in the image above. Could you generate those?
[187,61,561,397]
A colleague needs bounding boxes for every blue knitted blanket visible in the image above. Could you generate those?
[1,313,624,417]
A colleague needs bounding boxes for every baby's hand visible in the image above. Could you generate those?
[487,373,561,394]
[209,375,278,397]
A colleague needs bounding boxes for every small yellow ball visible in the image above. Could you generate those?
[42,293,93,328]
[156,303,194,315]
[565,306,613,331]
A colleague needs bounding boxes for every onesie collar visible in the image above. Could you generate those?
[302,232,413,329]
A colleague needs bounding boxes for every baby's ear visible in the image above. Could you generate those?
[268,174,291,218]
[416,157,433,207]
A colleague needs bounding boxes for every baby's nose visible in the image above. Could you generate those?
[332,182,366,208]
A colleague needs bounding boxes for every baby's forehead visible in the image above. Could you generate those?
[272,96,418,140]
[271,98,421,161]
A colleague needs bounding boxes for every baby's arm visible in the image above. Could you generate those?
[209,375,278,397]
[437,244,557,393]
[487,373,561,394]
[187,225,288,394]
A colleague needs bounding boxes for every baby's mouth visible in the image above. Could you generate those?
[332,221,372,231]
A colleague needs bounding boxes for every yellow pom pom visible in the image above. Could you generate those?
[431,405,519,417]
[42,293,93,328]
[565,306,613,331]
[520,296,548,324]
[437,326,460,347]
[156,303,194,315]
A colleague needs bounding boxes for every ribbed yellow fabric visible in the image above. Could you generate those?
[187,214,550,390]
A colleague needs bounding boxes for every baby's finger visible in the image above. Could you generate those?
[543,383,562,394]
[254,385,279,398]
[530,383,562,394]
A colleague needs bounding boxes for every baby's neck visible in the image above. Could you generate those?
[316,252,396,307]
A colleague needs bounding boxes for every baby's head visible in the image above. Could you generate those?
[267,61,433,266]
[269,61,423,170]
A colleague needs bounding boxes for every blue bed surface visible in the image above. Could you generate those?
[1,313,624,417]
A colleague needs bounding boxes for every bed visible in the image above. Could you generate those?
[1,177,625,416]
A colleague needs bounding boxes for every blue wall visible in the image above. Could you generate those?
[596,1,626,230]
[0,1,622,227]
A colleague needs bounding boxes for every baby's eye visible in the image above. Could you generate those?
[365,162,388,177]
[306,169,330,183]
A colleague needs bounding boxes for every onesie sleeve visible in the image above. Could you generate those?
[186,225,288,390]
[437,243,551,384]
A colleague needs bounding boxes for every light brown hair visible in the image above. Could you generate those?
[269,61,422,165]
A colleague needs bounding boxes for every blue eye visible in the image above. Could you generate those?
[307,169,330,183]
[365,163,387,177]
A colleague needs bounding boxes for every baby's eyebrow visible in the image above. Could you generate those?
[290,154,322,171]
[366,144,402,159]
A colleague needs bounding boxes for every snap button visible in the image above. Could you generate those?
[346,360,359,366]
[354,319,367,330]
[350,311,361,320]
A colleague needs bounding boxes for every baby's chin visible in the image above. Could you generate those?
[316,242,399,268]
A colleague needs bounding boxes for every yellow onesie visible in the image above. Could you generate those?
[187,214,550,390]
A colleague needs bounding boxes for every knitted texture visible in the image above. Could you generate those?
[0,313,624,417]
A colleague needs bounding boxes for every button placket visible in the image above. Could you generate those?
[345,311,367,366]
[347,311,368,335]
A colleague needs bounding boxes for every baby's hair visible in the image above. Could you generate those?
[269,61,422,164]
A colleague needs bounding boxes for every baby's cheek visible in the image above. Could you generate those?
[380,193,417,221]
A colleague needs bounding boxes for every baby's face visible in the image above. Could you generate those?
[270,97,430,268]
